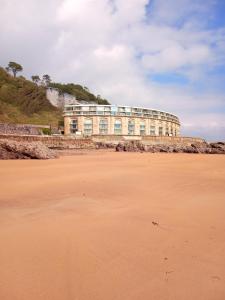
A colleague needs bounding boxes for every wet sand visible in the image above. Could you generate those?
[0,152,225,300]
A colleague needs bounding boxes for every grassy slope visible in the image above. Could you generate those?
[0,67,111,126]
[0,67,62,126]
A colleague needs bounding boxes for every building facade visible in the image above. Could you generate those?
[64,104,180,136]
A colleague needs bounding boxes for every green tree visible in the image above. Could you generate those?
[6,61,23,77]
[31,75,40,85]
[42,128,51,135]
[42,74,51,86]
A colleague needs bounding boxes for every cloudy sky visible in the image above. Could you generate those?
[1,0,225,140]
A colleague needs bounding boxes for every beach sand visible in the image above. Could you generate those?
[0,152,225,300]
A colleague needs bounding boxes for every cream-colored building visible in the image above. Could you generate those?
[64,104,180,136]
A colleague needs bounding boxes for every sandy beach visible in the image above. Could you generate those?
[0,152,225,300]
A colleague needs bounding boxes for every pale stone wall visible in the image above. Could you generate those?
[79,116,84,133]
[134,118,140,135]
[64,115,181,137]
[122,117,127,135]
[64,115,180,136]
[64,117,71,135]
[93,116,99,134]
[109,116,115,135]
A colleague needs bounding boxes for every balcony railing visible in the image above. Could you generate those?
[64,106,180,124]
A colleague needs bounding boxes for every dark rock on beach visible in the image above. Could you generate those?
[0,139,57,159]
[115,141,225,154]
[95,142,116,149]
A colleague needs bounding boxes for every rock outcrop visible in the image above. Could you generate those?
[0,139,57,159]
[95,142,116,149]
[115,141,225,154]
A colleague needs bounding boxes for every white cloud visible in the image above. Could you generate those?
[181,113,225,141]
[141,44,211,72]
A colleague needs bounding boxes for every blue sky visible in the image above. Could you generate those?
[0,0,225,140]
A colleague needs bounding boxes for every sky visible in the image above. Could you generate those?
[1,0,225,141]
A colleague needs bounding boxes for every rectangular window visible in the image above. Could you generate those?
[70,119,78,134]
[140,122,146,135]
[114,119,122,134]
[99,119,108,134]
[159,126,163,136]
[150,126,155,136]
[84,119,93,135]
[165,127,169,136]
[128,120,135,135]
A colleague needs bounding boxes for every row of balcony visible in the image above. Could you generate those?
[65,111,179,124]
[65,106,176,116]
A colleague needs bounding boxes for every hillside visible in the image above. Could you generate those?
[49,82,110,105]
[0,67,62,126]
[0,66,110,126]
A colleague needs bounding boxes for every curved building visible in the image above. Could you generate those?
[64,104,180,136]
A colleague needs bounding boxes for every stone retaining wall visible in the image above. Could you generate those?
[0,134,95,149]
[91,135,205,145]
[0,134,206,150]
[0,123,50,135]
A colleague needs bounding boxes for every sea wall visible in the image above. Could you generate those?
[0,133,206,150]
[0,134,95,149]
[91,135,205,145]
[0,123,50,135]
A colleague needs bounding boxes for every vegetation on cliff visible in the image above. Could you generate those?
[49,82,110,105]
[0,62,110,126]
[0,66,61,125]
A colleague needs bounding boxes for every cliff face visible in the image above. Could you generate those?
[49,82,110,105]
[46,87,77,108]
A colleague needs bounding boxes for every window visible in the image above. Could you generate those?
[140,120,146,135]
[84,118,92,135]
[70,119,78,134]
[150,125,155,136]
[89,106,96,112]
[128,119,135,135]
[111,106,118,115]
[81,106,89,112]
[97,106,104,115]
[99,118,108,134]
[159,126,163,136]
[165,126,169,136]
[114,119,122,134]
[104,107,111,115]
